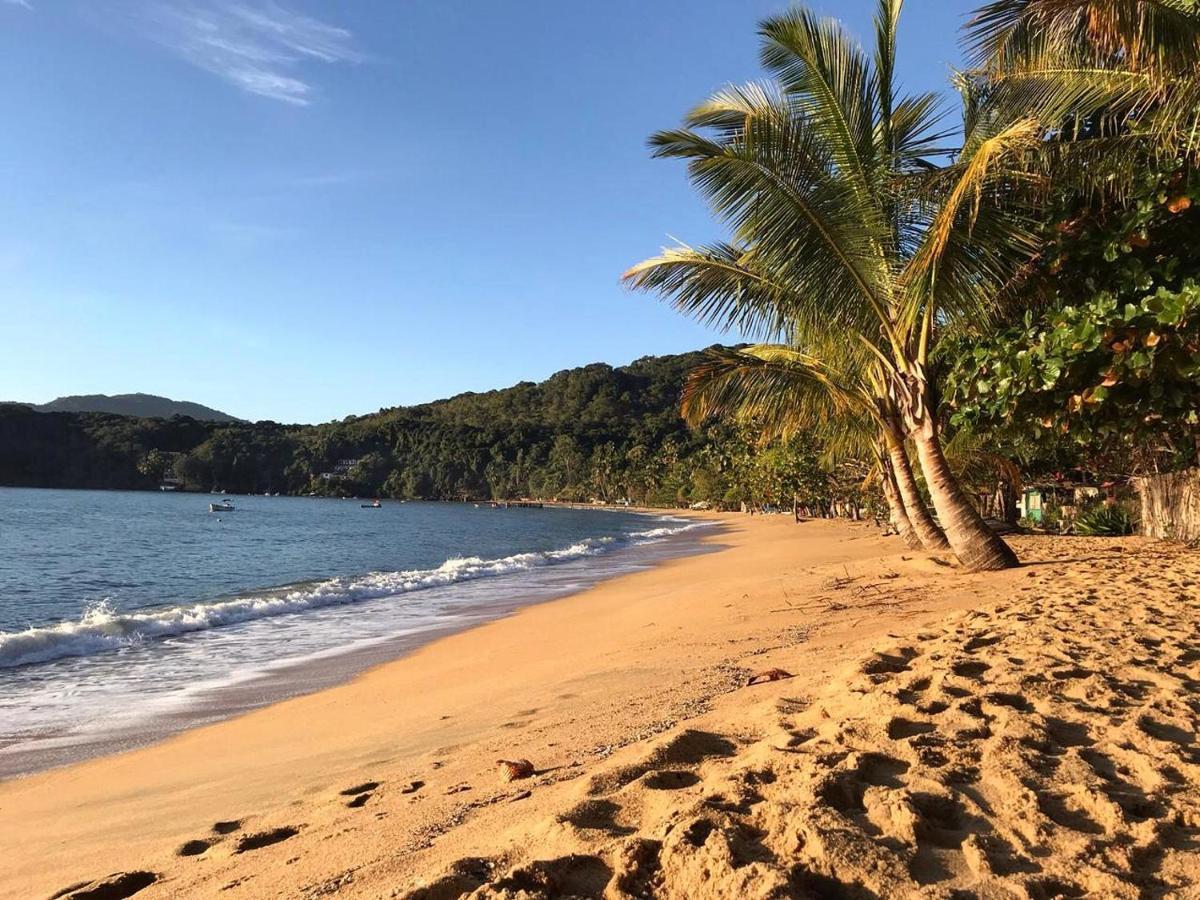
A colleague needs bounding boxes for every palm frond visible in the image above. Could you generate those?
[966,1,1200,156]
[646,102,896,338]
[890,92,955,169]
[902,115,1045,331]
[967,0,1200,74]
[680,345,874,443]
[683,81,791,138]
[874,0,903,155]
[813,410,882,468]
[760,8,879,195]
[621,243,795,339]
[942,426,1024,491]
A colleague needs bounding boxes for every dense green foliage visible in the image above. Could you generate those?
[943,164,1200,476]
[945,285,1200,469]
[0,407,215,491]
[0,350,845,509]
[1073,503,1137,537]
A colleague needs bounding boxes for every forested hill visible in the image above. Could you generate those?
[28,393,241,423]
[0,348,778,505]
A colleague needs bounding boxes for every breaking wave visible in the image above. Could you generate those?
[0,520,701,670]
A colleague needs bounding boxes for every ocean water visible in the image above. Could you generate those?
[0,488,709,776]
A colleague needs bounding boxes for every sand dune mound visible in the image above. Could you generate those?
[411,541,1200,898]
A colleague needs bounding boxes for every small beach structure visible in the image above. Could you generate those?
[1018,481,1105,526]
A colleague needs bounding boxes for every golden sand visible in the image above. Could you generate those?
[6,515,1199,898]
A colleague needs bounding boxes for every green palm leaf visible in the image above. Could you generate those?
[622,243,795,339]
[680,345,873,442]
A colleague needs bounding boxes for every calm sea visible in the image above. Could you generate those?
[0,488,709,776]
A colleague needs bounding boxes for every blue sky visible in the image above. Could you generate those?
[0,1,970,423]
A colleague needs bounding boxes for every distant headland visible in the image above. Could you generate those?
[12,393,242,424]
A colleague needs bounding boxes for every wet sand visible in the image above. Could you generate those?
[0,522,712,780]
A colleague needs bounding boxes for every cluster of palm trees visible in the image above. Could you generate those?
[625,0,1200,571]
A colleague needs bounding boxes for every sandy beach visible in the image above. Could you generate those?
[6,515,1200,899]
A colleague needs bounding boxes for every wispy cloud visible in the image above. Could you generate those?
[133,1,360,105]
[281,170,371,189]
[3,0,34,11]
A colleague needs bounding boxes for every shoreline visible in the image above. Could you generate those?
[0,507,718,780]
[6,520,1195,898]
[0,514,943,898]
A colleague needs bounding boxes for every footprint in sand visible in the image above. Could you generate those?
[177,819,244,857]
[886,717,936,740]
[177,838,212,857]
[861,647,919,676]
[557,798,636,836]
[49,871,158,900]
[951,659,991,680]
[340,781,380,808]
[419,854,610,898]
[643,770,701,791]
[585,729,737,797]
[234,826,300,853]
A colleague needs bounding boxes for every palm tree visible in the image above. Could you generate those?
[619,246,944,550]
[625,0,1036,570]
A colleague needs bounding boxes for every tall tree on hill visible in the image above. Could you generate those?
[625,0,1046,570]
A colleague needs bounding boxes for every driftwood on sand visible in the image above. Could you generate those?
[746,668,793,686]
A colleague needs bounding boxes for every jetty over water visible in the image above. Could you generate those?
[490,501,544,509]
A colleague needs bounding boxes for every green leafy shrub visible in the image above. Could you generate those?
[1074,503,1136,536]
[1040,505,1065,533]
[941,162,1200,475]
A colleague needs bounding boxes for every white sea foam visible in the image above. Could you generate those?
[0,520,701,670]
[629,525,691,539]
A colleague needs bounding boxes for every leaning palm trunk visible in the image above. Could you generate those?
[878,449,921,549]
[885,430,950,552]
[911,418,1018,571]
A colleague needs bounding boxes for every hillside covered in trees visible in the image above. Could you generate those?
[0,349,829,508]
[26,393,242,423]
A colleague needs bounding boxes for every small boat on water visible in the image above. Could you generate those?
[361,499,382,508]
[209,500,235,512]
